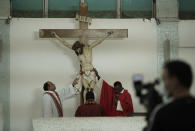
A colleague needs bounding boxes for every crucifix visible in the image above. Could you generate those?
[39,1,128,104]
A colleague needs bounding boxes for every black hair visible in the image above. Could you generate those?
[72,41,84,50]
[114,81,122,87]
[43,82,50,91]
[164,60,193,89]
[86,91,95,101]
[72,41,84,55]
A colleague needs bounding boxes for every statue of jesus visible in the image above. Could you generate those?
[51,31,113,103]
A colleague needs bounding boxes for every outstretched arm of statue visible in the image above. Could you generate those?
[51,32,72,49]
[89,31,113,49]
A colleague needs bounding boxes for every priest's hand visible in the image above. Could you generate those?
[114,94,119,105]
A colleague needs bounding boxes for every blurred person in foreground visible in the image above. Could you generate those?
[146,60,195,131]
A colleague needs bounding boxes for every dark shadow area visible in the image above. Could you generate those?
[179,11,195,20]
[12,10,153,19]
[12,10,43,18]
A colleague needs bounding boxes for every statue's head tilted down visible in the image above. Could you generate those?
[72,41,84,56]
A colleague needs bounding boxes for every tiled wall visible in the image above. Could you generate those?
[157,22,179,74]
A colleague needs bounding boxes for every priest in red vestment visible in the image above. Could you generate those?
[75,91,106,117]
[94,69,134,116]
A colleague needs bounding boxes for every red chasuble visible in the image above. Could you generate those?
[44,91,63,117]
[75,103,107,117]
[100,80,134,116]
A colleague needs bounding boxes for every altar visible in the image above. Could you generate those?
[33,117,146,131]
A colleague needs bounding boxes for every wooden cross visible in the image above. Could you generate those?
[39,3,128,40]
[39,2,128,104]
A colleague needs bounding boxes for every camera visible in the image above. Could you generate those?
[133,74,162,119]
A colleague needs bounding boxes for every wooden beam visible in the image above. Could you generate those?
[39,29,128,38]
[79,2,88,29]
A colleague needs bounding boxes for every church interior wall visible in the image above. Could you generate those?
[178,20,195,96]
[0,19,10,131]
[9,18,195,131]
[10,18,157,131]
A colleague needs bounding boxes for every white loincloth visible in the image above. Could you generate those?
[83,71,96,84]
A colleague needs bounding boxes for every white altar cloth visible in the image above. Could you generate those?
[33,117,146,131]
